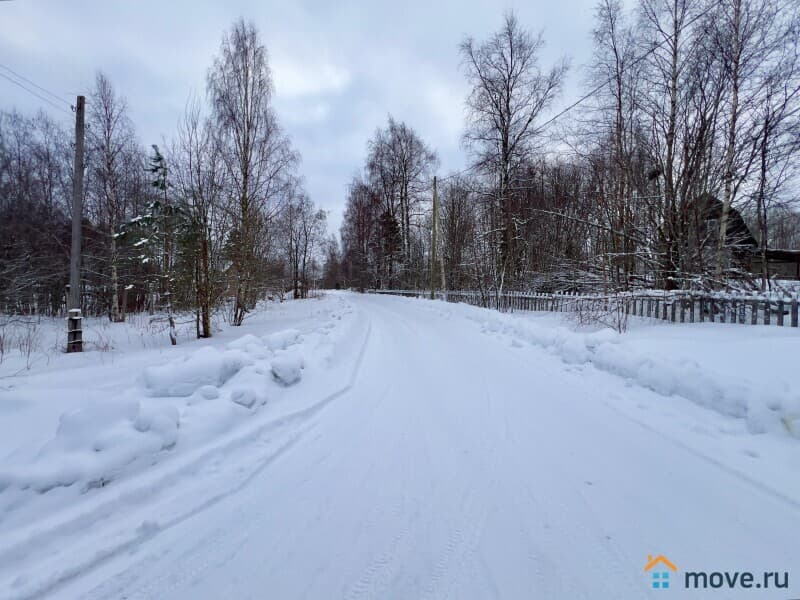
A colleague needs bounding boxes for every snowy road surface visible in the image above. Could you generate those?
[9,293,800,599]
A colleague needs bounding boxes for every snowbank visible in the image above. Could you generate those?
[142,346,251,397]
[271,355,304,386]
[472,310,800,439]
[0,294,361,534]
[264,328,301,351]
[0,401,179,493]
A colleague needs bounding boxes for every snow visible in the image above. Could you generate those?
[271,354,304,386]
[0,295,360,536]
[471,308,800,438]
[0,400,179,494]
[263,328,301,351]
[0,292,798,599]
[142,346,251,397]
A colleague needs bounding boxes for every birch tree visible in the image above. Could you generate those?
[87,72,137,321]
[208,19,297,325]
[460,12,568,290]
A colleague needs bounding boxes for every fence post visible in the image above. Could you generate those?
[777,300,784,326]
[689,297,695,323]
[791,299,798,328]
[764,300,771,325]
[751,300,758,325]
[699,297,705,323]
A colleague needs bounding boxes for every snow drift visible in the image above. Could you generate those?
[142,346,252,397]
[472,310,800,439]
[0,400,179,493]
[0,296,356,525]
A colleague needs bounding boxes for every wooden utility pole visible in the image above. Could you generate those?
[67,95,85,353]
[430,176,438,299]
[439,210,447,302]
[437,179,447,300]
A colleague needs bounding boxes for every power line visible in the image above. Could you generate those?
[0,71,73,117]
[0,62,71,105]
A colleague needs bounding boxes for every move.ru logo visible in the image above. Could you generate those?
[645,555,678,590]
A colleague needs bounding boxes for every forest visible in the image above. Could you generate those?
[1,20,331,337]
[339,0,800,297]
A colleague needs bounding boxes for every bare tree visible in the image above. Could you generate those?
[208,19,298,325]
[87,71,137,322]
[713,0,784,281]
[341,176,380,291]
[172,98,226,337]
[283,194,326,298]
[366,117,438,285]
[749,9,800,288]
[460,12,568,290]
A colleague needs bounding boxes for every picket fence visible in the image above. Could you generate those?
[368,289,800,328]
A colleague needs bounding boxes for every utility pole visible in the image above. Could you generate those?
[67,95,85,353]
[430,175,438,300]
[439,203,447,302]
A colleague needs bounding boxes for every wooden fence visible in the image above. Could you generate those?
[368,289,800,328]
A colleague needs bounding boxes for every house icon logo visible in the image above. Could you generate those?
[645,555,678,590]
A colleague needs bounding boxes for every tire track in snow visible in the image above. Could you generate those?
[344,493,419,600]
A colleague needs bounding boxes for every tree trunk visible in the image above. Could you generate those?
[110,232,120,322]
[200,234,212,337]
[716,0,742,284]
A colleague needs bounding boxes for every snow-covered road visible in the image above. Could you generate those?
[17,294,800,599]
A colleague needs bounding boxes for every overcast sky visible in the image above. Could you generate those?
[0,0,604,235]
